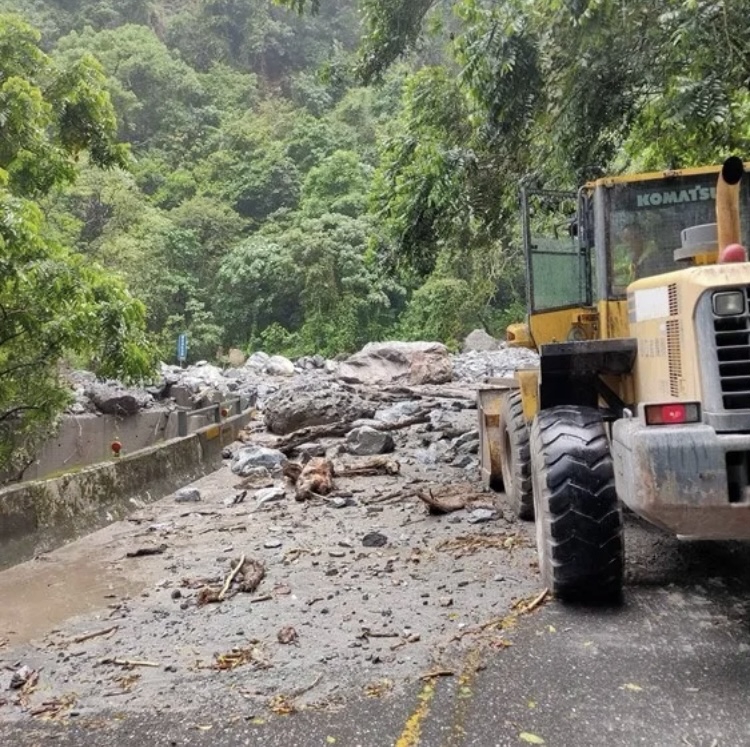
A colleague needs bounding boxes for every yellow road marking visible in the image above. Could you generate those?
[395,680,437,747]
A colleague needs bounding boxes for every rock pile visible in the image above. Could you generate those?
[64,337,538,417]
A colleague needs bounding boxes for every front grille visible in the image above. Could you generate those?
[714,287,750,409]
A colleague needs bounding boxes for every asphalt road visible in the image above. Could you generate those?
[4,573,750,747]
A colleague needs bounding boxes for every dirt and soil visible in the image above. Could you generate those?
[0,377,545,727]
[5,344,749,744]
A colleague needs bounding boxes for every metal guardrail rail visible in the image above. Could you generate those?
[176,395,251,437]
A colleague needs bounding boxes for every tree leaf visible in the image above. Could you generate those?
[519,732,546,744]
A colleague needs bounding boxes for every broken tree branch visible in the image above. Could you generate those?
[218,553,246,601]
[274,410,432,456]
[63,626,119,646]
[98,658,160,668]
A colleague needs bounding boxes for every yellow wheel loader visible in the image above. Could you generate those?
[479,156,750,601]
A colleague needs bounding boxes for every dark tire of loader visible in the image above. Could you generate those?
[500,390,534,520]
[529,405,624,603]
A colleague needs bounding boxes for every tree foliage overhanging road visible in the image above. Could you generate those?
[0,15,155,475]
[1,0,749,473]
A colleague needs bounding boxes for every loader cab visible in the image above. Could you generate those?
[584,168,750,301]
[519,167,750,346]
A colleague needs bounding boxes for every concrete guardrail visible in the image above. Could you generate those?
[0,408,254,570]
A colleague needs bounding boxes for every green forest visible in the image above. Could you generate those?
[2,0,750,470]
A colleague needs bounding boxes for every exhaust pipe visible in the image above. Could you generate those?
[716,156,745,262]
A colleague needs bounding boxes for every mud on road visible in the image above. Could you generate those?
[0,395,544,729]
[5,378,750,744]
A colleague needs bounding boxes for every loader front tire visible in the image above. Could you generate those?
[530,405,624,602]
[500,390,533,520]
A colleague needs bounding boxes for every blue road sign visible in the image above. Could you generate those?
[177,333,188,362]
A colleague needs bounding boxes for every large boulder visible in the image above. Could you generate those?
[346,426,395,456]
[336,341,453,386]
[462,329,501,352]
[226,348,247,367]
[85,382,152,416]
[265,355,296,377]
[231,445,287,476]
[264,376,374,435]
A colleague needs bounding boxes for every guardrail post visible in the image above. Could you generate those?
[213,404,221,424]
[177,410,188,437]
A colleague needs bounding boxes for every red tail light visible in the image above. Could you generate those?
[644,402,700,425]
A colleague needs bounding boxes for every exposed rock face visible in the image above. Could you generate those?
[263,377,374,435]
[462,329,501,352]
[336,341,453,386]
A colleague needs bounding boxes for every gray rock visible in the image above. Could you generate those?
[337,341,453,386]
[362,531,388,548]
[329,497,352,509]
[462,329,501,352]
[295,442,327,459]
[231,446,287,476]
[174,488,201,503]
[223,368,245,380]
[453,429,480,449]
[245,351,270,371]
[85,382,151,416]
[467,508,499,523]
[264,539,283,549]
[346,426,395,456]
[374,401,424,424]
[265,355,296,377]
[451,454,475,468]
[9,665,33,690]
[415,441,454,466]
[455,439,479,456]
[255,486,286,505]
[452,348,540,382]
[264,376,373,435]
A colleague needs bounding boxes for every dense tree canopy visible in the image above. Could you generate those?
[0,14,155,476]
[3,0,750,478]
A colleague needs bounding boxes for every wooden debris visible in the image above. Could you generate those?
[197,556,265,605]
[250,594,273,603]
[416,482,495,515]
[60,625,119,646]
[126,544,167,558]
[29,693,76,720]
[98,658,160,669]
[268,693,297,715]
[436,533,528,558]
[218,554,246,601]
[514,588,549,614]
[277,626,299,645]
[276,423,352,455]
[237,557,265,592]
[282,461,303,484]
[274,410,431,456]
[113,673,141,693]
[420,669,455,680]
[416,487,467,514]
[336,456,400,477]
[212,644,270,671]
[295,457,334,501]
[364,679,394,698]
[359,627,399,640]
